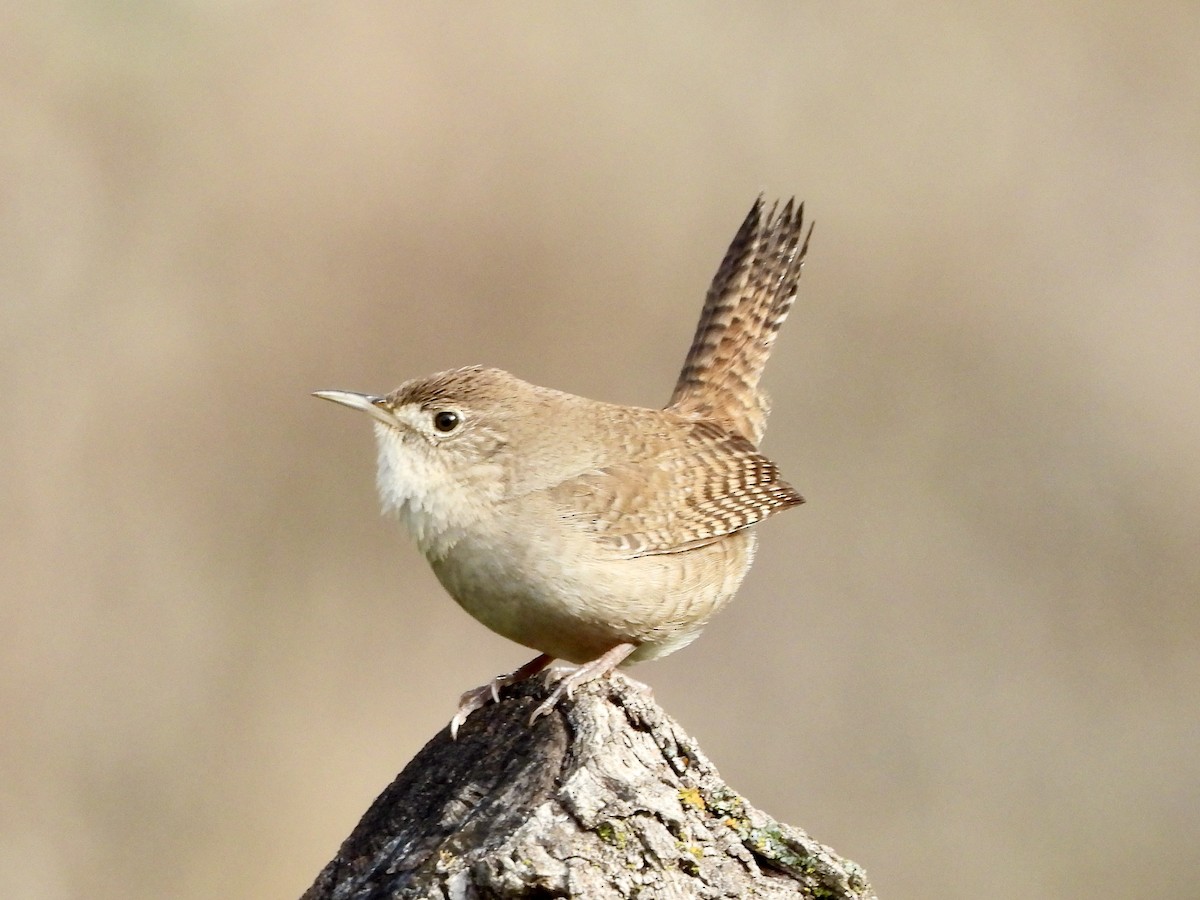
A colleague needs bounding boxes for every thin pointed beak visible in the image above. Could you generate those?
[312,390,399,427]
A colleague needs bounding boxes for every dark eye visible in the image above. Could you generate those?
[432,410,461,433]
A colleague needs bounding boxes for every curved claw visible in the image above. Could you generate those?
[528,642,637,725]
[450,683,496,740]
[448,653,554,739]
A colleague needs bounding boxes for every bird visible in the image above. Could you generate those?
[315,198,812,737]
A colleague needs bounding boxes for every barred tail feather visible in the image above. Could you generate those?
[667,198,812,445]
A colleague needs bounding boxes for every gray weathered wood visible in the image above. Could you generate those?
[302,672,875,899]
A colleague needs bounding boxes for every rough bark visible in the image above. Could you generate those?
[302,672,875,899]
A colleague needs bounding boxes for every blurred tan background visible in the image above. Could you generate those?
[3,4,1198,898]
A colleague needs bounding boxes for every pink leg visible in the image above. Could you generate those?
[450,653,553,739]
[529,642,638,724]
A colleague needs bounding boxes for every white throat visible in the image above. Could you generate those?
[373,422,488,560]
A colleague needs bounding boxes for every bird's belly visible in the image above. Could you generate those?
[428,528,756,664]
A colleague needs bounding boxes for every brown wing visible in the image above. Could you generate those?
[549,420,804,558]
[668,198,812,446]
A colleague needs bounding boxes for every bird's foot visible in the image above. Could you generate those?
[529,643,638,724]
[450,653,552,739]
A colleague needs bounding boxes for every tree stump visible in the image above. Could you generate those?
[302,672,875,899]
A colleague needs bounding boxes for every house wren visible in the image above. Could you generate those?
[316,198,811,736]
